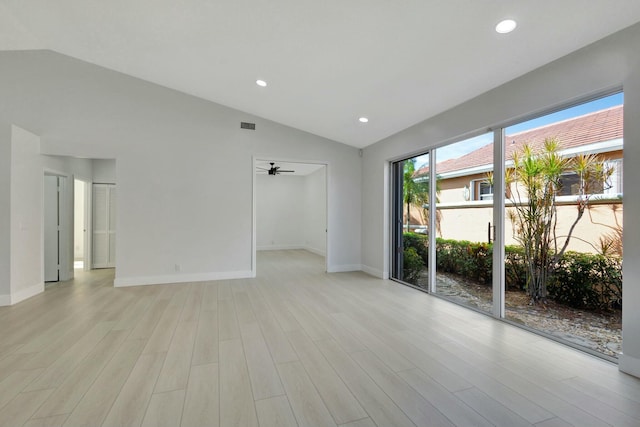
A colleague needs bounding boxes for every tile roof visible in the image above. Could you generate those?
[416,105,623,176]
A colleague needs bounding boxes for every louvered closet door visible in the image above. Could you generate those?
[92,184,116,268]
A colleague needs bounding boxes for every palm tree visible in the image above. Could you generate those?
[403,160,421,231]
[403,159,440,234]
[507,138,614,303]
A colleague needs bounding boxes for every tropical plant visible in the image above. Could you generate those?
[402,246,425,285]
[403,232,429,264]
[403,159,442,235]
[594,204,623,258]
[403,159,426,231]
[506,138,614,303]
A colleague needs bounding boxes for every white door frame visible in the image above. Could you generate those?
[43,170,73,282]
[84,180,92,271]
[252,156,330,276]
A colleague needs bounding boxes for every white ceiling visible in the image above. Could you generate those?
[2,1,640,148]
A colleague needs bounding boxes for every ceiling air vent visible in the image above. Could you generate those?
[240,122,256,130]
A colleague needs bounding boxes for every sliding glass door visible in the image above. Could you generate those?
[502,93,623,359]
[390,92,623,360]
[390,153,430,289]
[434,133,495,314]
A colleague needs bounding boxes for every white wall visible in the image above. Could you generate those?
[256,167,327,256]
[0,125,95,306]
[0,49,362,288]
[256,174,306,250]
[3,132,96,306]
[0,122,11,303]
[303,167,327,256]
[10,126,44,303]
[93,159,116,183]
[361,22,640,377]
[44,156,94,183]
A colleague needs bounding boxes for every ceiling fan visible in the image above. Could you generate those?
[256,162,295,176]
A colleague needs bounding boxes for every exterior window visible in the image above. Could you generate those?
[557,172,589,196]
[479,181,493,200]
[558,158,623,197]
[605,159,623,195]
[471,179,493,201]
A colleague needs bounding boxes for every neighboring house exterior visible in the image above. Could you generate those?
[414,106,623,253]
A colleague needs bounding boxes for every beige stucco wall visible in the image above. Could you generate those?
[430,148,624,253]
[438,174,484,203]
[434,201,622,254]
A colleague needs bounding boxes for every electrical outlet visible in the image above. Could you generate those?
[175,264,181,272]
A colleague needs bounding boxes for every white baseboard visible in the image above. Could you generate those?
[114,270,254,287]
[327,264,361,273]
[256,245,326,257]
[0,282,45,306]
[304,246,326,257]
[619,353,640,379]
[13,282,44,304]
[257,244,304,251]
[361,265,385,279]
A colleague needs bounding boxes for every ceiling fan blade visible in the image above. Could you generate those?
[256,167,269,170]
[278,170,295,173]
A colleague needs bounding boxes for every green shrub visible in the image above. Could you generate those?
[400,234,621,312]
[403,233,429,264]
[403,247,424,284]
[435,238,492,284]
[548,252,622,311]
[505,245,527,291]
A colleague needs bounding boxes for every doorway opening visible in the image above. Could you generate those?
[73,179,89,270]
[253,159,328,275]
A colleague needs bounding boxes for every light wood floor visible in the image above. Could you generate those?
[1,250,639,427]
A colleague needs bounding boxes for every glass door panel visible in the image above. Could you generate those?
[434,133,494,314]
[503,93,623,359]
[391,153,430,289]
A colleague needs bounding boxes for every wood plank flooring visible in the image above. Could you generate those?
[1,249,639,426]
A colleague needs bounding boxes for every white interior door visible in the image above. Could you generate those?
[44,175,60,281]
[92,183,116,268]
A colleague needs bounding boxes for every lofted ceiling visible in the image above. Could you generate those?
[2,1,640,148]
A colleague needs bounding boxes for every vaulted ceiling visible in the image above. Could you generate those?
[2,1,640,148]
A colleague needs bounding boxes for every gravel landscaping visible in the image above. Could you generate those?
[415,272,622,358]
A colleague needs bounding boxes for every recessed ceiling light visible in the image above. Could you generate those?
[495,19,517,34]
[359,117,369,123]
[256,79,267,87]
